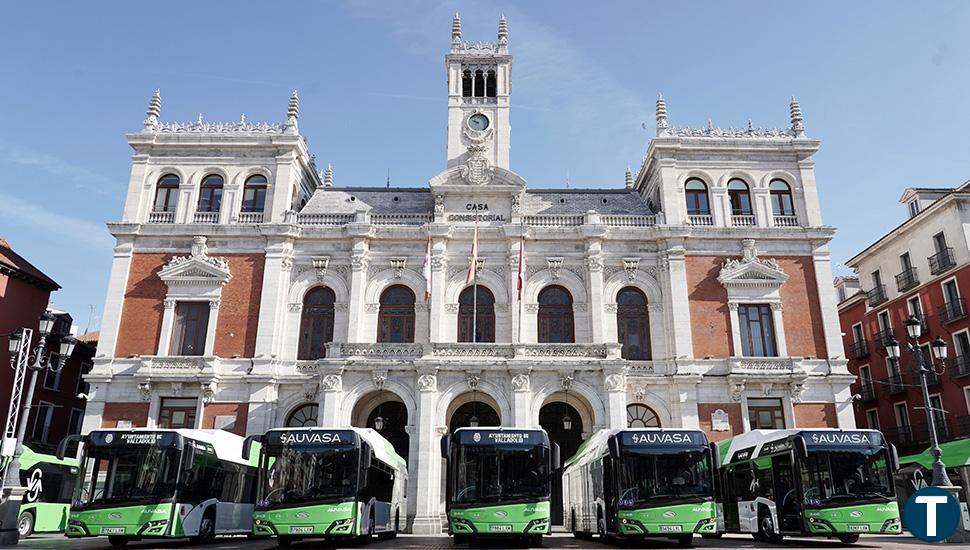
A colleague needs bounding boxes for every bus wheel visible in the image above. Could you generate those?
[758,509,783,544]
[838,534,860,544]
[674,534,694,547]
[17,511,34,538]
[192,508,216,544]
[108,536,129,547]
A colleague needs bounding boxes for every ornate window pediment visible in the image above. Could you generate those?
[717,239,787,289]
[158,236,232,287]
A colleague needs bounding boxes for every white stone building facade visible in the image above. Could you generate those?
[84,15,854,533]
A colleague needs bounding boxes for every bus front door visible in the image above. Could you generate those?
[772,454,799,532]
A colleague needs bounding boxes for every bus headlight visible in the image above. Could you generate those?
[66,520,89,536]
[881,517,901,533]
[325,518,354,534]
[449,517,476,533]
[693,517,717,533]
[253,518,277,535]
[137,519,169,535]
[525,517,550,533]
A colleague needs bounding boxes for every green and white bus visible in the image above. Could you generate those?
[247,427,406,545]
[57,429,258,547]
[441,428,559,546]
[15,445,79,537]
[562,428,717,546]
[717,428,901,543]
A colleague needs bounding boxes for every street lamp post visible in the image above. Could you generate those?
[884,315,951,487]
[0,312,77,546]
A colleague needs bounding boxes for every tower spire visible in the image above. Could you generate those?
[497,14,508,48]
[655,93,668,136]
[143,89,161,132]
[452,13,462,47]
[286,90,300,134]
[323,163,333,187]
[789,95,805,137]
[625,167,634,189]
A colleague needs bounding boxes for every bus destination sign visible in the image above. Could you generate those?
[620,430,705,447]
[458,430,541,446]
[803,430,881,448]
[90,431,180,448]
[267,429,357,447]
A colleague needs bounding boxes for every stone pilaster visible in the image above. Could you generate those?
[410,371,443,534]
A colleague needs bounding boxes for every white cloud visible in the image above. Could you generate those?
[0,140,117,197]
[0,192,112,251]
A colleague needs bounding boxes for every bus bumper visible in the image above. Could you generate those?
[619,516,718,536]
[449,517,550,536]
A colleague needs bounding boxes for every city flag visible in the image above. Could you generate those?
[466,221,479,285]
[422,234,432,301]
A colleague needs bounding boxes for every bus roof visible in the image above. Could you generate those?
[717,428,884,466]
[563,428,709,471]
[263,427,406,471]
[21,444,78,469]
[87,428,254,466]
[899,437,970,470]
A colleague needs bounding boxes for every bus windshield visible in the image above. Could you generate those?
[74,446,181,509]
[799,449,894,507]
[617,449,712,507]
[452,443,549,506]
[259,446,358,508]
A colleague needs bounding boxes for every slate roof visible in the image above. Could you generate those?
[300,186,652,216]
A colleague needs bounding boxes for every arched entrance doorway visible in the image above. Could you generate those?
[449,401,500,433]
[351,392,410,462]
[539,398,586,525]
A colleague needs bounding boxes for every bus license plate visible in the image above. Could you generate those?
[100,527,125,534]
[848,524,870,532]
[660,525,683,533]
[489,524,512,533]
[289,526,313,534]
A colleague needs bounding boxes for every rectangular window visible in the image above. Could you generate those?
[852,323,865,343]
[894,402,910,428]
[943,279,961,304]
[866,409,880,430]
[242,186,267,213]
[43,359,62,390]
[68,408,84,435]
[909,200,920,218]
[859,365,873,386]
[737,304,778,357]
[171,302,210,356]
[747,397,785,429]
[872,269,883,288]
[907,296,922,318]
[929,394,948,439]
[886,356,901,379]
[900,252,913,272]
[158,397,198,429]
[878,311,891,332]
[76,362,92,396]
[955,331,970,358]
[31,401,55,443]
[933,232,948,254]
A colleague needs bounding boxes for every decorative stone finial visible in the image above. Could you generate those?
[324,163,333,187]
[625,167,634,189]
[452,13,462,45]
[286,90,300,134]
[655,93,668,135]
[789,95,805,136]
[498,14,508,46]
[144,89,161,131]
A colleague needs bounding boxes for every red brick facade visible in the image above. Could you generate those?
[794,402,838,428]
[115,253,265,358]
[697,403,743,442]
[101,402,150,428]
[201,403,249,436]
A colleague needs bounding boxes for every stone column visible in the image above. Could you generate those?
[584,241,606,344]
[811,242,847,359]
[97,239,134,357]
[254,241,293,357]
[245,382,278,436]
[510,371,532,426]
[203,299,220,356]
[428,233,448,342]
[121,154,150,224]
[678,381,701,429]
[346,238,370,342]
[604,370,628,429]
[411,371,442,534]
[157,299,176,355]
[664,240,694,358]
[318,373,344,425]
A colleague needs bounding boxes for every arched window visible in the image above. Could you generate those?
[153,174,180,213]
[769,179,795,217]
[198,174,224,213]
[485,70,497,97]
[461,70,473,97]
[287,404,318,427]
[378,285,415,343]
[242,174,268,213]
[685,178,710,216]
[473,70,486,98]
[538,285,574,343]
[627,404,661,428]
[616,287,650,360]
[298,287,335,360]
[727,178,752,216]
[458,285,495,343]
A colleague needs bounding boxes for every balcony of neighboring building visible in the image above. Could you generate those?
[873,327,896,349]
[848,339,869,360]
[866,285,888,307]
[938,298,967,325]
[949,354,970,379]
[894,267,920,293]
[928,247,956,275]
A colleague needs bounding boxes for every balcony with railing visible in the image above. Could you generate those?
[521,215,584,227]
[601,215,657,227]
[731,215,757,227]
[773,215,799,227]
[866,285,888,307]
[371,213,434,226]
[895,267,920,293]
[938,298,967,324]
[873,327,895,349]
[193,211,220,224]
[323,342,622,361]
[848,339,869,360]
[688,214,714,226]
[915,367,942,386]
[956,416,970,439]
[148,210,176,223]
[298,213,356,225]
[237,211,264,224]
[886,372,907,395]
[950,355,970,378]
[928,247,956,275]
[857,383,878,402]
[883,425,917,448]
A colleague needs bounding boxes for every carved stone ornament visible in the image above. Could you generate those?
[170,382,183,397]
[511,373,530,392]
[288,302,302,313]
[139,382,152,401]
[365,303,380,313]
[280,257,294,273]
[466,373,481,390]
[312,257,330,281]
[604,303,618,314]
[622,257,640,281]
[390,257,407,279]
[511,193,522,213]
[444,303,459,314]
[524,303,540,313]
[158,236,232,287]
[302,382,319,402]
[730,382,745,402]
[586,255,604,273]
[560,373,574,391]
[163,298,176,309]
[321,373,342,392]
[760,383,773,397]
[434,194,445,214]
[351,253,369,272]
[417,373,438,392]
[789,382,805,403]
[458,124,494,186]
[201,382,215,404]
[633,386,645,401]
[372,370,388,390]
[604,373,625,392]
[547,257,564,280]
[718,239,789,288]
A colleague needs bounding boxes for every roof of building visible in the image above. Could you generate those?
[76,331,100,344]
[0,239,60,292]
[300,186,652,216]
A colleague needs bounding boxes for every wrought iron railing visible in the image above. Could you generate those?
[887,372,907,395]
[873,327,895,348]
[950,355,970,378]
[938,298,967,324]
[894,267,920,293]
[928,247,956,275]
[848,339,869,359]
[866,285,888,307]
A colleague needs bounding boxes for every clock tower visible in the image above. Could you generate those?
[445,14,512,171]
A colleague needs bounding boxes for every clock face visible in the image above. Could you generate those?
[468,114,490,131]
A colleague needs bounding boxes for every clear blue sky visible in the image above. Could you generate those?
[2,1,969,331]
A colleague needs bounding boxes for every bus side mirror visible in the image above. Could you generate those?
[551,443,561,471]
[709,442,720,470]
[56,434,83,460]
[440,435,450,459]
[242,435,262,461]
[184,444,196,466]
[794,436,808,459]
[889,444,900,471]
[607,436,621,460]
